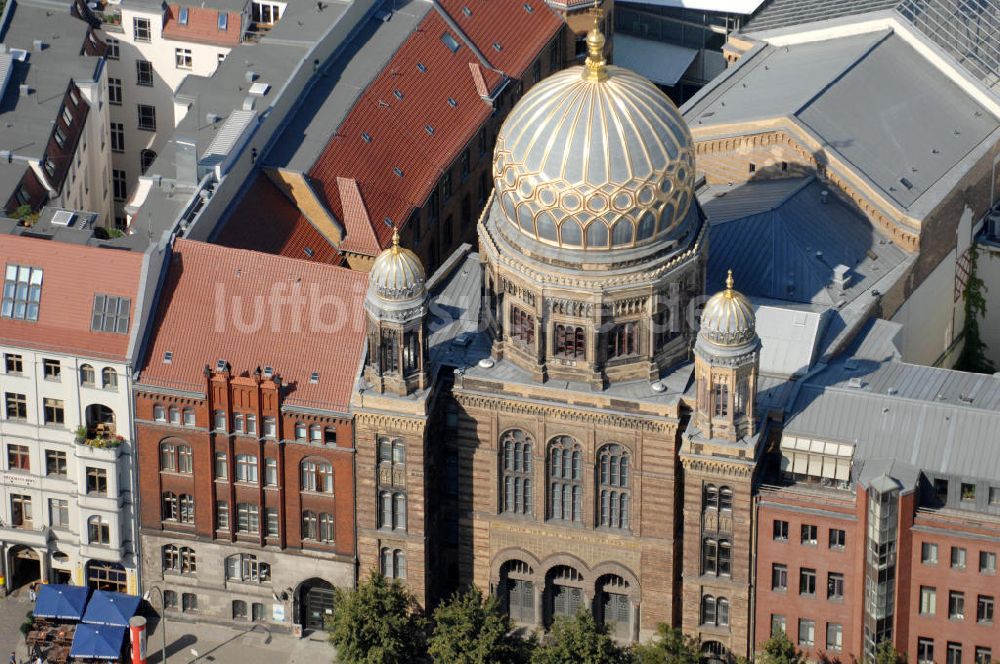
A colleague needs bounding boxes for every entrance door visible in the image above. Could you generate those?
[300,579,335,631]
[552,584,582,619]
[507,579,534,624]
[8,546,40,590]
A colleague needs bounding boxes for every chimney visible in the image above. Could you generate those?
[19,84,31,97]
[175,137,198,186]
[32,39,46,51]
[833,264,851,291]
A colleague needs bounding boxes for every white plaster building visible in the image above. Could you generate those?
[0,235,151,595]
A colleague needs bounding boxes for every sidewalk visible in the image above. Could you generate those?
[0,592,333,664]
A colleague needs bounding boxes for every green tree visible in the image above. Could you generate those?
[531,610,630,664]
[327,572,428,664]
[428,586,532,664]
[871,640,907,664]
[756,631,807,664]
[955,244,997,374]
[632,624,700,664]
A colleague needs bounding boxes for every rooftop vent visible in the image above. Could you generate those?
[163,351,173,364]
[383,217,393,227]
[309,371,319,383]
[249,82,270,96]
[263,365,274,378]
[424,124,434,135]
[241,96,255,111]
[650,381,666,393]
[523,2,533,12]
[847,377,866,389]
[959,393,974,403]
[393,89,403,100]
[303,247,314,257]
[361,132,372,143]
[887,387,897,395]
[492,41,502,52]
[478,357,495,369]
[216,359,228,372]
[206,112,221,124]
[900,177,914,190]
[416,62,427,73]
[32,40,46,51]
[19,84,32,97]
[245,71,257,84]
[50,210,76,227]
[832,264,851,290]
[819,189,829,204]
[447,97,457,108]
[393,166,403,177]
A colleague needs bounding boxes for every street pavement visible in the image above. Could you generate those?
[1,591,334,664]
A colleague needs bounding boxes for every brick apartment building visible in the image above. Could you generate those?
[134,238,368,631]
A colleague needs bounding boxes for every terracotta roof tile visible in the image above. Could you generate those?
[438,0,563,78]
[215,173,343,265]
[335,177,381,256]
[162,5,242,46]
[0,235,144,360]
[139,239,367,412]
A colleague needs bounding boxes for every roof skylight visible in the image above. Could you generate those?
[2,265,43,322]
[441,32,461,53]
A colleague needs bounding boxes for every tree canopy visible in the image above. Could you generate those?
[632,624,701,664]
[531,610,630,664]
[428,586,532,664]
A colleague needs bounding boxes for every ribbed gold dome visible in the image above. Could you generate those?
[368,230,426,302]
[700,271,756,347]
[492,29,695,252]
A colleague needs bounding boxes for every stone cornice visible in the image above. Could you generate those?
[354,410,427,432]
[679,454,756,477]
[455,390,678,434]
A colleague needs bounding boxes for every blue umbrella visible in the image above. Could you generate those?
[82,590,141,627]
[69,623,126,660]
[34,584,89,620]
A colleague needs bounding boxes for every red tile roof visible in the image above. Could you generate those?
[162,5,242,46]
[307,1,557,250]
[438,0,563,78]
[215,173,344,266]
[139,239,367,412]
[0,235,144,361]
[335,177,381,256]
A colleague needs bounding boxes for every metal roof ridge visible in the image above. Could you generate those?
[791,28,893,117]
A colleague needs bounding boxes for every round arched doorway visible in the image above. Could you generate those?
[298,578,335,633]
[7,545,40,590]
[702,640,728,664]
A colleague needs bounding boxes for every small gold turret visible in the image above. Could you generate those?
[582,0,607,82]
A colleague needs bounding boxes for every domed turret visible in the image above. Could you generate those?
[699,270,756,348]
[364,230,429,396]
[491,8,696,259]
[367,229,427,304]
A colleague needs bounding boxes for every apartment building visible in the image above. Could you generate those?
[97,0,255,225]
[0,233,148,595]
[134,239,368,631]
[755,359,1000,662]
[0,0,113,224]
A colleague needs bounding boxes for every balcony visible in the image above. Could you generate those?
[74,424,125,461]
[0,524,50,547]
[93,1,123,32]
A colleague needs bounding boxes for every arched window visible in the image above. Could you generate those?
[702,641,727,664]
[393,493,406,531]
[309,424,322,442]
[380,491,392,529]
[380,547,406,579]
[606,322,638,359]
[500,429,533,515]
[169,407,180,425]
[548,436,583,522]
[701,596,729,627]
[701,595,716,625]
[703,538,731,576]
[302,510,317,540]
[319,513,334,542]
[713,382,729,417]
[402,330,420,372]
[717,598,729,626]
[232,599,247,621]
[178,494,194,524]
[380,330,399,373]
[162,492,178,520]
[703,484,718,511]
[164,545,196,574]
[295,422,306,440]
[182,408,195,426]
[80,364,96,386]
[140,149,157,175]
[154,404,166,422]
[553,324,585,359]
[510,307,535,345]
[718,540,731,576]
[719,486,733,512]
[301,459,333,492]
[88,516,109,545]
[101,367,117,389]
[598,444,630,529]
[162,545,178,571]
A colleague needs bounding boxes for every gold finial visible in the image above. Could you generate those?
[391,227,401,253]
[582,0,607,82]
[724,269,734,298]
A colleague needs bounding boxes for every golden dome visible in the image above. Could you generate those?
[492,14,695,253]
[368,230,426,302]
[700,271,756,347]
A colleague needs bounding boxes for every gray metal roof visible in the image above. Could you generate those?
[785,359,1000,483]
[0,0,99,160]
[702,177,909,307]
[685,31,1000,216]
[742,0,899,33]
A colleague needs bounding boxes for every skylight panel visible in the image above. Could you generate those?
[2,265,43,321]
[91,294,131,333]
[179,7,189,25]
[441,32,460,53]
[447,97,458,108]
[218,11,228,31]
[417,62,427,73]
